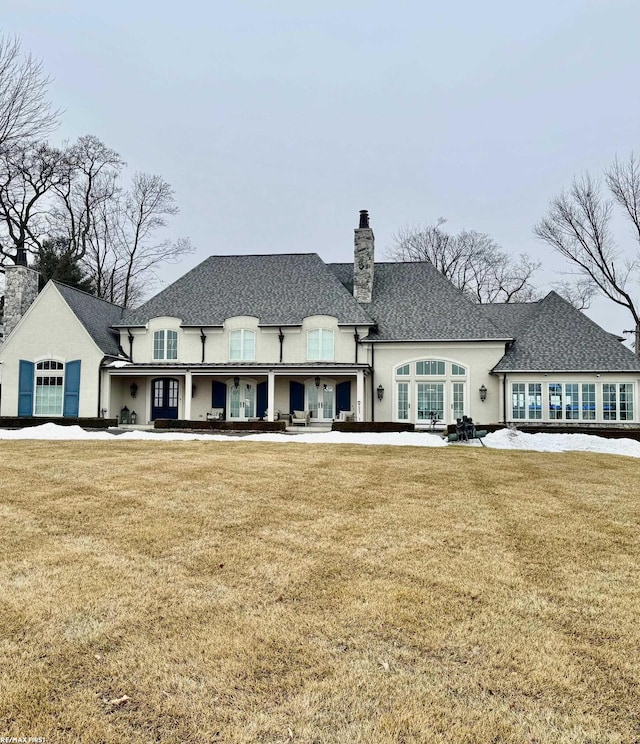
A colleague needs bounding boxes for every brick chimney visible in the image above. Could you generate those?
[3,255,39,338]
[353,209,374,303]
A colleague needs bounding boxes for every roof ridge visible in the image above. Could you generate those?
[53,280,125,310]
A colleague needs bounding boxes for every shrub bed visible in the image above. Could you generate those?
[332,421,415,433]
[154,419,287,432]
[0,416,117,429]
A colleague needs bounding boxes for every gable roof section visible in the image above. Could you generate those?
[330,261,510,341]
[117,254,374,327]
[55,282,124,357]
[489,292,640,372]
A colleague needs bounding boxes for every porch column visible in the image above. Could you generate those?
[101,368,111,419]
[267,370,275,421]
[356,369,365,421]
[184,371,192,420]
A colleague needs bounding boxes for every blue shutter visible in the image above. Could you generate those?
[18,360,34,416]
[63,360,81,417]
[289,381,304,413]
[257,381,267,418]
[212,380,226,417]
[336,381,351,415]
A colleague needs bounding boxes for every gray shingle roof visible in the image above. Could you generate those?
[489,292,640,372]
[117,254,374,327]
[330,261,510,341]
[55,282,124,357]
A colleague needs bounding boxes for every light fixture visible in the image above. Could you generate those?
[377,384,384,401]
[233,376,240,388]
[120,405,130,425]
[479,384,487,402]
[130,410,137,425]
[315,376,321,388]
[130,382,138,398]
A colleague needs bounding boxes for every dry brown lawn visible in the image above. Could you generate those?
[0,440,639,743]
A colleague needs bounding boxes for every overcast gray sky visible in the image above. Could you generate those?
[4,0,640,337]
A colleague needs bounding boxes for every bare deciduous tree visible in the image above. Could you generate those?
[534,153,640,353]
[78,172,193,307]
[0,33,59,153]
[0,140,67,263]
[389,219,540,303]
[50,134,124,261]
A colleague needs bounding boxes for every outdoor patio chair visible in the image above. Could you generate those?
[291,410,310,426]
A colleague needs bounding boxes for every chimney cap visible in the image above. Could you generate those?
[358,210,370,229]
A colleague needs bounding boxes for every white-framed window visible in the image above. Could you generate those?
[307,329,334,361]
[35,360,64,415]
[153,330,178,360]
[229,329,256,361]
[603,383,634,421]
[416,360,445,376]
[509,381,634,422]
[394,359,467,424]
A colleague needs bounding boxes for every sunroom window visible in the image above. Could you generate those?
[153,330,178,360]
[307,329,334,361]
[229,329,256,361]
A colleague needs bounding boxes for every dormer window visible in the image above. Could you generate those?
[307,329,334,361]
[153,330,178,360]
[229,329,255,361]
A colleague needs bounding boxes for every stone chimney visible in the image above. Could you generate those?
[353,209,374,303]
[3,255,39,338]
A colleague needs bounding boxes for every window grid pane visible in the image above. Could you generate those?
[452,364,466,376]
[603,383,617,420]
[153,331,165,360]
[512,383,526,419]
[582,384,596,420]
[166,331,178,360]
[549,383,563,420]
[416,360,445,376]
[620,384,634,420]
[417,383,443,420]
[565,383,579,420]
[397,383,409,420]
[452,382,464,420]
[528,383,542,419]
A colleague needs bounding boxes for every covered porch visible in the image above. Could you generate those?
[103,363,371,426]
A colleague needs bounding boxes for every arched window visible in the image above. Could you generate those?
[229,329,256,361]
[153,330,178,360]
[35,360,64,415]
[307,329,334,361]
[394,359,467,425]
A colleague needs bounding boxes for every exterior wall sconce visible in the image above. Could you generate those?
[130,410,137,425]
[315,376,321,388]
[233,376,240,388]
[130,382,138,398]
[479,384,487,402]
[377,384,384,401]
[120,405,130,425]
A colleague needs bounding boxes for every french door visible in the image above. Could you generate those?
[397,381,465,424]
[151,378,179,420]
[228,379,256,420]
[306,378,335,421]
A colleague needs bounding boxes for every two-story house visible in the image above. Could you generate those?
[1,210,639,427]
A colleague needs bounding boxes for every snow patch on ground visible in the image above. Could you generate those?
[0,423,638,458]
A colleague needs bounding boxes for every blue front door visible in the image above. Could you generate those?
[151,378,179,420]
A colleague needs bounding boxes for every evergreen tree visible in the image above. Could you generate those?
[33,237,94,293]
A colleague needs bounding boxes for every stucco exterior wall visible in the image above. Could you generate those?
[366,341,507,425]
[119,316,369,365]
[0,284,105,417]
